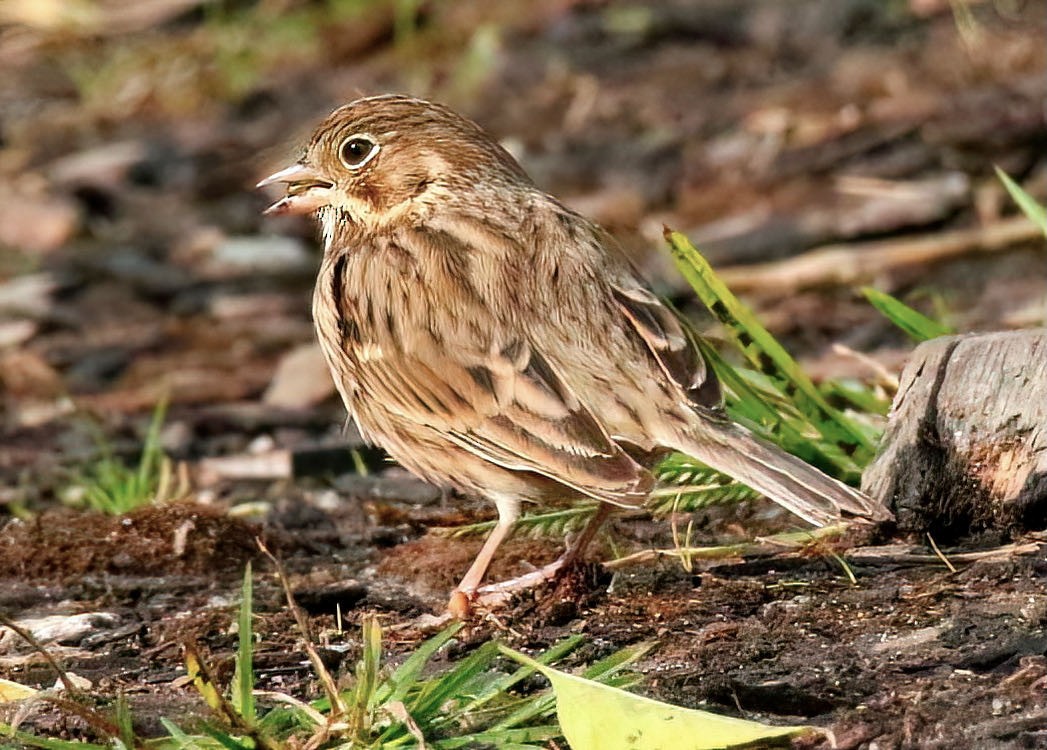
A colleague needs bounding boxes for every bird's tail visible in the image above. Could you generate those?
[670,421,892,527]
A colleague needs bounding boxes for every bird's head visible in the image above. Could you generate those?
[258,95,530,235]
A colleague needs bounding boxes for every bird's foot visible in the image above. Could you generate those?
[446,558,568,618]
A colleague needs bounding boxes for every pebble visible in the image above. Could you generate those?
[0,612,121,652]
[263,343,336,409]
[0,191,79,254]
[208,235,313,277]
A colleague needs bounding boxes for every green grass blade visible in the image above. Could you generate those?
[114,693,135,748]
[666,230,873,455]
[256,705,311,735]
[200,725,253,750]
[691,339,790,431]
[651,455,762,513]
[350,615,383,732]
[136,395,169,495]
[692,340,866,476]
[579,640,655,681]
[996,166,1047,236]
[647,484,761,515]
[230,563,255,724]
[489,641,653,733]
[433,725,563,748]
[486,692,557,732]
[408,640,502,723]
[458,634,585,715]
[861,287,952,342]
[694,343,817,448]
[443,504,598,539]
[0,726,109,750]
[381,621,465,706]
[71,396,172,515]
[158,718,201,748]
[819,379,891,416]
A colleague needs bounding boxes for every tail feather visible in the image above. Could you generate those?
[672,422,892,527]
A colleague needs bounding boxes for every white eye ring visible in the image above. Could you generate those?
[338,134,380,169]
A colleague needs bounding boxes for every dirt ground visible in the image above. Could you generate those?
[1,1,1046,748]
[2,498,1047,747]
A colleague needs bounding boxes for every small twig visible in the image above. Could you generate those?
[385,701,431,749]
[604,533,1041,575]
[831,342,901,394]
[926,533,957,573]
[831,553,858,585]
[253,690,327,726]
[256,537,348,717]
[603,545,749,571]
[846,541,1040,566]
[648,483,732,498]
[601,548,666,570]
[669,494,694,574]
[603,526,849,572]
[480,610,523,638]
[717,216,1040,292]
[32,695,123,741]
[0,613,80,696]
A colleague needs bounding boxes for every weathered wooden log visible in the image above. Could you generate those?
[861,330,1047,540]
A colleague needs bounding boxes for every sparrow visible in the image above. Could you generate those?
[259,94,889,614]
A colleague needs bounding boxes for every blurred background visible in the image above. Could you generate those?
[0,0,1044,506]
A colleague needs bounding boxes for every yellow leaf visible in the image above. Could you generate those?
[501,647,814,750]
[0,678,37,702]
[185,645,224,714]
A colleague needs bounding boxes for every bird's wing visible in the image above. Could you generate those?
[608,267,889,526]
[356,337,651,507]
[610,279,722,412]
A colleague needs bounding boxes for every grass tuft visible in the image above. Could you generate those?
[162,567,652,749]
[66,397,186,515]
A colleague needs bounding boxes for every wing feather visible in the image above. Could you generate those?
[611,281,722,410]
[367,343,650,506]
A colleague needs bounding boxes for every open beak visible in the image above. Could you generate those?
[256,163,333,216]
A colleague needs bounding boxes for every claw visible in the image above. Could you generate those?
[447,589,474,619]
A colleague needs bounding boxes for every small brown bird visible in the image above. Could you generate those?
[259,95,888,614]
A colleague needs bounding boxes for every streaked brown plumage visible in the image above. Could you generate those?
[259,95,890,613]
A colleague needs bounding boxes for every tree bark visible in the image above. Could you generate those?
[861,330,1047,540]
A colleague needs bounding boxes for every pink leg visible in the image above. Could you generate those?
[447,495,520,617]
[560,502,612,566]
[472,502,614,610]
[455,517,514,594]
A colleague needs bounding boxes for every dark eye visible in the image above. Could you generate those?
[338,135,378,169]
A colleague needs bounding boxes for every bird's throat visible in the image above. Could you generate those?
[318,206,354,254]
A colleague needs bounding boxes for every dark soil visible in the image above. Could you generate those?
[1,0,1045,748]
[2,499,1046,747]
[0,504,260,581]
